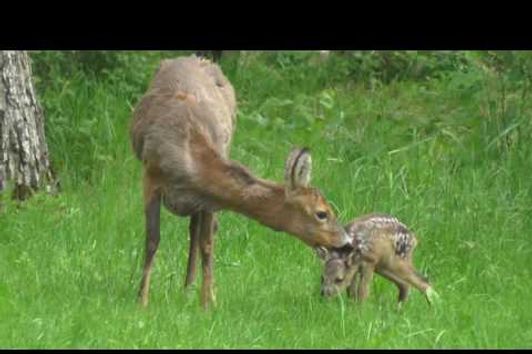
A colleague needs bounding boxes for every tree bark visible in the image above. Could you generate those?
[0,50,53,201]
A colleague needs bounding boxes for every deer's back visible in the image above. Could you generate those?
[130,55,236,165]
[130,56,237,216]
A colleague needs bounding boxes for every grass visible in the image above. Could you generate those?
[1,51,532,348]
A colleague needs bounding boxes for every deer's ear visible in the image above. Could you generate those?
[284,147,312,191]
[315,246,330,262]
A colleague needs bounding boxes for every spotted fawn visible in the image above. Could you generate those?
[316,213,439,305]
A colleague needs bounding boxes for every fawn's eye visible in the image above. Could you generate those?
[316,211,328,221]
[334,277,344,284]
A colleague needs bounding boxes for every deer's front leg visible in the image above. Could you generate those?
[184,213,201,289]
[199,211,217,310]
[357,263,375,303]
[346,266,361,300]
[138,171,161,307]
[377,268,411,303]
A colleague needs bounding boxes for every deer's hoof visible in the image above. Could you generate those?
[201,289,217,310]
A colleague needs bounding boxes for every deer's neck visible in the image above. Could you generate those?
[203,160,293,230]
[192,138,294,232]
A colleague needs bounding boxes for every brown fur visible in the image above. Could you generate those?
[130,55,349,309]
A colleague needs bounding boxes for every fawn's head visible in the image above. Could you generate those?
[316,245,355,297]
[282,148,351,248]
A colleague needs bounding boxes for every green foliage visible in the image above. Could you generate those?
[1,51,531,348]
[29,51,191,185]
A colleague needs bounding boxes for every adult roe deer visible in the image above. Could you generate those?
[130,55,351,309]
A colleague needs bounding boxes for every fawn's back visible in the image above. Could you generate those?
[345,213,417,264]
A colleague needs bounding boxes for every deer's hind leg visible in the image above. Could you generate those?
[377,268,411,303]
[386,257,438,305]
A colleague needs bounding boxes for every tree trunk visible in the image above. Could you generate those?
[0,50,53,201]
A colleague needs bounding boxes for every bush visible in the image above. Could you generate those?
[27,50,532,186]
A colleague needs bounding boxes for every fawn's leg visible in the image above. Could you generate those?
[377,268,411,303]
[346,266,361,300]
[388,259,438,305]
[357,263,375,302]
[138,171,161,307]
[199,211,217,310]
[184,213,201,288]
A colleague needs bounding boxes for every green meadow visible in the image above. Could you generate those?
[1,51,531,348]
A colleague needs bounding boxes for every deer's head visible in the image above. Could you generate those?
[315,245,356,297]
[282,148,351,249]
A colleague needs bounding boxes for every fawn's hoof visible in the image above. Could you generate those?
[425,287,441,305]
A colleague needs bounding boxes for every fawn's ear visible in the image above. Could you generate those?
[315,246,330,262]
[334,243,355,266]
[285,147,312,191]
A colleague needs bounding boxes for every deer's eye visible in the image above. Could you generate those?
[334,277,344,284]
[316,211,328,221]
